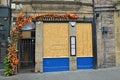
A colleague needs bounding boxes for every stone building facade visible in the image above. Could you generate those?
[11,0,96,72]
[95,0,115,68]
[0,0,118,72]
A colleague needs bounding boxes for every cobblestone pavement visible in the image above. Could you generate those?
[0,67,120,80]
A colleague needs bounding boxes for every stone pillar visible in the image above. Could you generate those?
[114,10,120,66]
[69,22,77,71]
[35,21,43,72]
[96,15,104,67]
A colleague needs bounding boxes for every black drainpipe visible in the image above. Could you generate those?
[92,0,98,69]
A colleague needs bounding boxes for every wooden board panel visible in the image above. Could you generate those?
[76,23,93,57]
[43,23,69,57]
[22,31,31,38]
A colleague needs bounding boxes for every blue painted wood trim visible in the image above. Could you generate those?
[43,58,69,72]
[77,57,93,69]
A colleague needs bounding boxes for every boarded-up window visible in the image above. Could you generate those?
[43,23,69,57]
[76,23,93,57]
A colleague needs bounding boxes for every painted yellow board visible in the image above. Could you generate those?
[76,23,93,57]
[43,23,69,57]
[22,31,31,38]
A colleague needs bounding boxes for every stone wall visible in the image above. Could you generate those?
[114,1,120,66]
[95,0,115,68]
[0,0,7,6]
[12,0,93,18]
[95,0,113,4]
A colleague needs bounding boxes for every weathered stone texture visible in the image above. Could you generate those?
[95,0,113,4]
[114,6,120,66]
[69,22,77,71]
[96,0,115,67]
[35,22,43,72]
[0,0,7,6]
[12,0,93,18]
[76,0,92,3]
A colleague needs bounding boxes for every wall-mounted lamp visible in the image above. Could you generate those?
[37,21,41,24]
[70,22,76,27]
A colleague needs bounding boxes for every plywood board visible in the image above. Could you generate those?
[43,23,69,57]
[76,23,93,57]
[22,31,31,38]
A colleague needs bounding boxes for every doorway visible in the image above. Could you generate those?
[18,38,35,72]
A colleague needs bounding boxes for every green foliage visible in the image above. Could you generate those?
[3,55,13,76]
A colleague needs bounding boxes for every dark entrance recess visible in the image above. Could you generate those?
[18,39,35,68]
[18,22,35,72]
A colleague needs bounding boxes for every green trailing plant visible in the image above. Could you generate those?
[3,55,13,76]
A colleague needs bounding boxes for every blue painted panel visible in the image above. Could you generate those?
[77,57,93,69]
[43,58,69,72]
